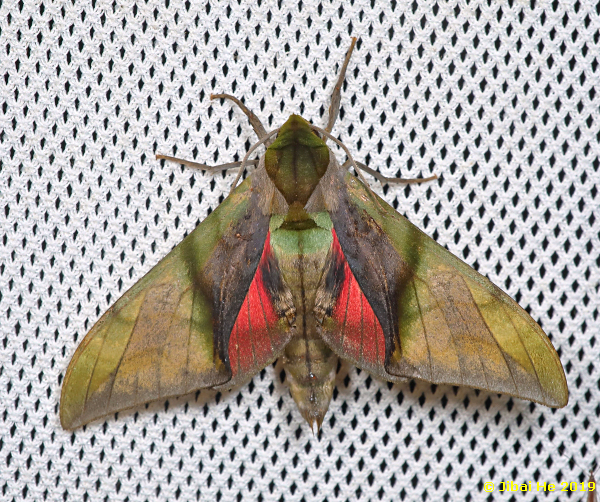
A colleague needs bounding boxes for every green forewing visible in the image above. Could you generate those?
[60,176,276,429]
[322,173,568,407]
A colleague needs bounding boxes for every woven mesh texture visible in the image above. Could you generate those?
[1,0,599,500]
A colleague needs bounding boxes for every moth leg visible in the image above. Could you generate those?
[210,93,269,141]
[354,161,438,185]
[155,155,259,172]
[324,37,357,134]
[340,160,437,185]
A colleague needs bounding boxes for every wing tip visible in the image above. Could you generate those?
[542,376,569,409]
[59,377,82,430]
[59,405,83,431]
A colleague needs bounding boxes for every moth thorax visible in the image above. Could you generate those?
[264,114,329,207]
[278,203,317,230]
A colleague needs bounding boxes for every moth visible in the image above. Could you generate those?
[60,39,568,431]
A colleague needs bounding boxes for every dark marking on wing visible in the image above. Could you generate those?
[326,183,412,364]
[201,186,271,369]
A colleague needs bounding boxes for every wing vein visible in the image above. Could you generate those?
[457,303,490,389]
[248,290,256,365]
[463,285,520,394]
[81,318,112,419]
[377,258,396,352]
[426,281,465,384]
[341,267,351,347]
[236,323,242,375]
[257,276,274,353]
[453,276,519,394]
[412,278,433,379]
[503,302,544,395]
[104,289,150,413]
[159,286,191,398]
[359,289,364,362]
[184,288,194,394]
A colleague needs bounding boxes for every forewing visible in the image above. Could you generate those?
[317,171,568,408]
[61,172,293,429]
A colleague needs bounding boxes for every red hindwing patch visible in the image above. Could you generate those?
[228,232,281,378]
[329,229,387,369]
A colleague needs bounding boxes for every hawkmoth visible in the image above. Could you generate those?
[60,38,568,431]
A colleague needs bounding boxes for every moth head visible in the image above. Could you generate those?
[264,115,330,207]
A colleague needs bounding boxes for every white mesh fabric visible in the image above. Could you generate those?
[1,0,599,500]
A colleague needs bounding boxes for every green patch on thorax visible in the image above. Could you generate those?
[270,211,333,256]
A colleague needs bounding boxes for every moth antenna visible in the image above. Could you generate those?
[310,124,380,203]
[230,128,280,194]
[155,155,259,173]
[324,37,357,135]
[211,93,269,142]
[351,160,438,185]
